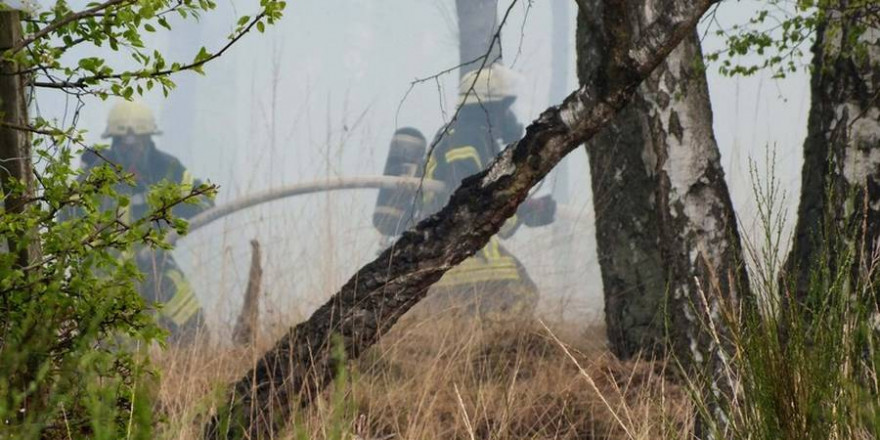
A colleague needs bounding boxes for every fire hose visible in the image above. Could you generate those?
[167,176,444,245]
[167,175,589,245]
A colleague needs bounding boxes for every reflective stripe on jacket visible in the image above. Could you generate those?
[424,123,524,287]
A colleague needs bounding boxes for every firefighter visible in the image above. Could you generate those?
[81,101,212,340]
[420,64,556,320]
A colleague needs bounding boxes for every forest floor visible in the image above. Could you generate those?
[155,315,691,439]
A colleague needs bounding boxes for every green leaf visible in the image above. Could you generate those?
[193,46,211,63]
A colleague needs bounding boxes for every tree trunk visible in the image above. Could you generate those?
[577,0,748,435]
[233,240,263,346]
[788,9,880,307]
[456,0,501,76]
[577,0,669,358]
[203,1,721,437]
[0,10,39,268]
[578,0,748,360]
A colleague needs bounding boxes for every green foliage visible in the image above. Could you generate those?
[2,0,286,98]
[687,158,880,439]
[708,0,880,78]
[0,0,282,436]
[0,146,216,438]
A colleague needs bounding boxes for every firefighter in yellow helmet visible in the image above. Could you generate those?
[419,64,556,320]
[81,101,213,340]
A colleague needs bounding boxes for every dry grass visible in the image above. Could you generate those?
[153,316,691,440]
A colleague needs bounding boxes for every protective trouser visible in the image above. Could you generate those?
[136,249,205,341]
[420,239,539,321]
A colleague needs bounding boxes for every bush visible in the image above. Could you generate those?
[0,147,213,438]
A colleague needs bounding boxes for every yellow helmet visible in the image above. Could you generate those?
[458,64,519,106]
[102,101,161,138]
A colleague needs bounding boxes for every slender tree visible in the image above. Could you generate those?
[0,11,39,268]
[577,0,669,358]
[787,4,880,307]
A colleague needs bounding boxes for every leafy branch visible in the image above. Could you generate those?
[31,10,270,92]
[0,0,280,433]
[4,0,285,99]
[705,0,880,78]
[8,0,134,55]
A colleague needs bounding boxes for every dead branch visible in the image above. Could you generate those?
[232,240,262,346]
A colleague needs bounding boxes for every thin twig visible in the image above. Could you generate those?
[8,0,134,54]
[31,12,266,89]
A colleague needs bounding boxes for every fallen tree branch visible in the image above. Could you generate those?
[203,1,720,438]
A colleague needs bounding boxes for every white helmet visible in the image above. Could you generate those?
[458,64,519,106]
[102,101,161,138]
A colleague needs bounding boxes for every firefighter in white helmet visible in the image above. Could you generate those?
[81,101,213,340]
[418,64,556,320]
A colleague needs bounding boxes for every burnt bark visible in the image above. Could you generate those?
[577,0,748,435]
[203,2,721,438]
[788,9,880,307]
[233,240,263,346]
[456,0,501,76]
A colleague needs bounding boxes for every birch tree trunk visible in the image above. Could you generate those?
[577,1,748,436]
[577,0,669,358]
[204,1,722,437]
[788,8,880,306]
[578,0,748,363]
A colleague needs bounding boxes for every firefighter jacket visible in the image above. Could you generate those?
[422,106,532,290]
[80,140,212,337]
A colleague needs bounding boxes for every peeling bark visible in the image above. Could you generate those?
[789,9,880,306]
[643,28,747,438]
[579,0,747,359]
[578,0,748,436]
[203,2,721,438]
[232,240,262,346]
